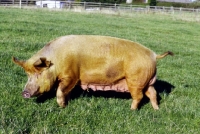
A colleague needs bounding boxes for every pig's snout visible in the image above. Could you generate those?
[22,91,31,98]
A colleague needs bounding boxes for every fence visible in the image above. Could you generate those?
[0,0,200,15]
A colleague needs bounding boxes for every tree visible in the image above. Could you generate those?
[149,0,157,6]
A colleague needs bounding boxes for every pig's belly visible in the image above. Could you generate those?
[80,79,129,92]
[80,74,156,92]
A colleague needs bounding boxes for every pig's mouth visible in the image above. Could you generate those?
[22,91,31,98]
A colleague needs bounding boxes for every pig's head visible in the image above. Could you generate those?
[12,57,55,98]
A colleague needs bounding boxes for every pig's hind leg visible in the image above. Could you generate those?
[145,74,159,110]
[145,85,159,110]
[56,77,77,107]
[126,79,144,110]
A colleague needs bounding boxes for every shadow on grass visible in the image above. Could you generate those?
[36,82,58,103]
[36,79,175,108]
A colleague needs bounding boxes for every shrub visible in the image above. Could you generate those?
[157,1,200,8]
[150,0,157,6]
[81,0,126,4]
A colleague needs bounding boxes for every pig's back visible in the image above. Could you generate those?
[50,35,154,58]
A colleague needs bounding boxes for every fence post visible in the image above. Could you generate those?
[99,2,101,10]
[84,2,86,10]
[19,0,21,8]
[40,0,42,8]
[195,9,198,15]
[69,2,72,10]
[130,4,132,12]
[146,6,149,13]
[114,3,116,11]
[180,7,182,14]
[171,6,174,14]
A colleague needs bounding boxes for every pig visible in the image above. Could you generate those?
[12,35,173,110]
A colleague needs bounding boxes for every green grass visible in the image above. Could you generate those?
[0,7,200,133]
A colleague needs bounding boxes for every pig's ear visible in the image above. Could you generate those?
[12,57,25,67]
[33,57,51,70]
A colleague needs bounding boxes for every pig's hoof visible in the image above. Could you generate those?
[59,103,66,108]
[153,106,159,110]
[130,105,138,110]
[57,101,66,108]
[151,103,159,110]
[130,102,139,110]
[131,107,138,110]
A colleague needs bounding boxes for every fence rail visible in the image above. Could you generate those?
[0,1,199,15]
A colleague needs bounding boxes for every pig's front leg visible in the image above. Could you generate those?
[56,77,76,107]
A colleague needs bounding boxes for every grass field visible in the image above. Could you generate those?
[0,7,200,133]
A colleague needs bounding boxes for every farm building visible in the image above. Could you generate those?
[127,0,148,3]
